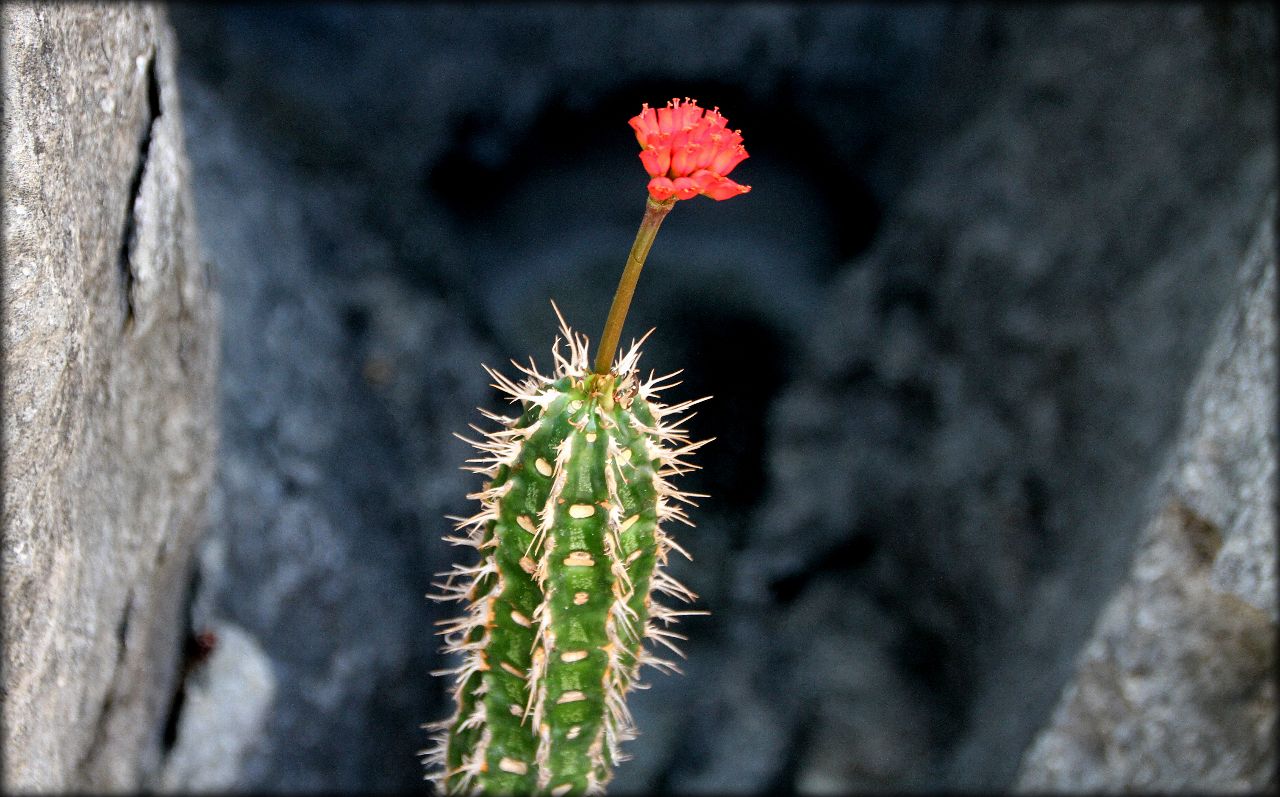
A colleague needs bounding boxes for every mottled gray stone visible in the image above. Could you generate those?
[158,622,275,792]
[160,4,1275,793]
[1177,211,1278,621]
[162,75,495,792]
[2,2,217,792]
[1014,203,1276,792]
[730,5,1276,793]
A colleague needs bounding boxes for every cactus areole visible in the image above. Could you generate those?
[423,98,751,795]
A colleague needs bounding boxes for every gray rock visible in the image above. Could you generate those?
[1014,203,1276,792]
[725,5,1276,793]
[160,4,1276,793]
[158,622,276,792]
[1178,213,1278,622]
[10,3,1271,793]
[2,2,217,792]
[165,75,495,792]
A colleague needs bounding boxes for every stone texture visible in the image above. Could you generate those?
[1014,203,1276,792]
[161,4,1275,792]
[6,4,1270,792]
[1180,213,1278,622]
[163,75,495,792]
[2,2,217,792]
[727,6,1276,792]
[158,622,276,792]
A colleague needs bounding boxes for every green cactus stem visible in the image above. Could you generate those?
[422,312,708,795]
[425,93,753,795]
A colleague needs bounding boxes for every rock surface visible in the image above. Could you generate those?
[728,6,1276,792]
[165,75,496,792]
[160,4,1276,793]
[158,622,276,792]
[1014,203,1276,791]
[2,3,217,792]
[6,4,1272,792]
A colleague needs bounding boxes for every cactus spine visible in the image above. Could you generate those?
[425,96,752,794]
[424,314,707,795]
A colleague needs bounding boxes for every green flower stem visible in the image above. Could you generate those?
[593,196,676,374]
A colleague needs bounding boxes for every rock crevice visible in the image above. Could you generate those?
[2,3,217,791]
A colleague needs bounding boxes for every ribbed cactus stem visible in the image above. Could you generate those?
[423,314,708,795]
[593,196,676,374]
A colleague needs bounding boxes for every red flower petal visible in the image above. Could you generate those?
[639,147,668,178]
[670,143,695,176]
[647,176,676,200]
[672,176,700,200]
[677,99,703,130]
[628,104,659,145]
[691,137,718,171]
[656,104,675,135]
[669,124,691,154]
[709,145,748,177]
[700,175,751,201]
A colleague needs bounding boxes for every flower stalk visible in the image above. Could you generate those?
[426,97,750,795]
[593,196,676,374]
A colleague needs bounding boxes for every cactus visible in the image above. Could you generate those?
[423,98,750,794]
[424,317,707,794]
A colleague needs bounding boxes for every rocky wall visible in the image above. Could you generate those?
[2,3,217,791]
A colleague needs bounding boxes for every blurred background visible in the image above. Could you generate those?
[151,3,1274,793]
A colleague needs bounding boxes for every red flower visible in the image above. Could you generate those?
[629,98,751,202]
